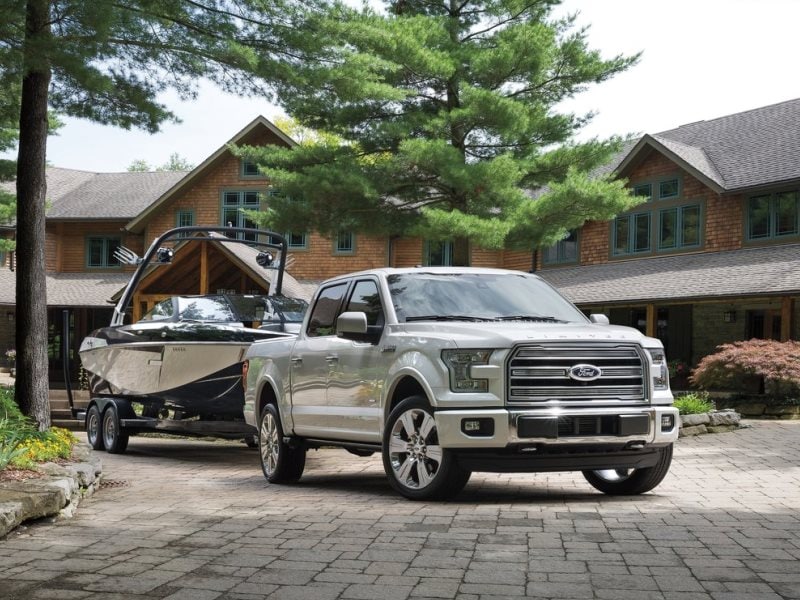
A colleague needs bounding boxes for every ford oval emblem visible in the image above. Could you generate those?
[568,364,602,382]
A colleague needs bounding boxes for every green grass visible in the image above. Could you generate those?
[674,392,715,415]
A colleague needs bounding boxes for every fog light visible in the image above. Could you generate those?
[661,414,675,431]
[460,418,494,436]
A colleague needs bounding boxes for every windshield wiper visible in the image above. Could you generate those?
[405,315,489,322]
[494,315,566,322]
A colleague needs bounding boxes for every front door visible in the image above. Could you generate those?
[326,279,387,443]
[289,281,349,437]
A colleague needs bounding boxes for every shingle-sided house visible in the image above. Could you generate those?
[536,98,800,371]
[2,100,800,386]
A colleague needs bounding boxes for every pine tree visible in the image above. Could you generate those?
[243,0,644,264]
[0,0,321,427]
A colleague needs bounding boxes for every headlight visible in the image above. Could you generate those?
[647,348,669,391]
[441,349,492,393]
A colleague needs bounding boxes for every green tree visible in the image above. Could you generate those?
[243,0,643,264]
[127,153,194,172]
[1,0,320,427]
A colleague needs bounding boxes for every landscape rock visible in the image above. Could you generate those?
[764,405,800,417]
[680,413,710,427]
[679,424,708,437]
[709,410,741,427]
[734,403,766,416]
[0,443,102,538]
[707,425,737,434]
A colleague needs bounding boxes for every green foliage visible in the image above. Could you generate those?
[691,339,800,399]
[673,392,715,415]
[246,1,642,253]
[127,153,194,172]
[0,387,76,470]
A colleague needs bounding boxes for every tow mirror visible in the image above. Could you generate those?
[589,314,610,325]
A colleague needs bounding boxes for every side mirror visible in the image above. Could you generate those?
[589,313,610,325]
[337,311,368,336]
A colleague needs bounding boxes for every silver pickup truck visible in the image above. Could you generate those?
[243,267,679,500]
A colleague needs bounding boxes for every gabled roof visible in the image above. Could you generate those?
[0,269,130,307]
[539,243,800,305]
[125,116,296,233]
[46,170,187,220]
[615,98,800,193]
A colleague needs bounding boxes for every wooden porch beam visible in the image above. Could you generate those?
[646,303,656,338]
[781,296,793,341]
[200,242,209,294]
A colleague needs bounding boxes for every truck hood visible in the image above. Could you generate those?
[393,321,660,348]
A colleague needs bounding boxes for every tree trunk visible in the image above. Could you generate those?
[15,0,52,429]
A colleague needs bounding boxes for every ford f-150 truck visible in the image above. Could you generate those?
[242,267,679,500]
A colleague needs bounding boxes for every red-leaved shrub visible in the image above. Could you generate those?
[690,339,800,398]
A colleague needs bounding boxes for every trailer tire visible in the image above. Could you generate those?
[85,405,105,451]
[102,404,129,455]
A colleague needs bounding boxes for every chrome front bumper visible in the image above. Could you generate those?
[434,406,679,449]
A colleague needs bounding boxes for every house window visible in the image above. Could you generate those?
[543,230,578,265]
[658,178,680,200]
[658,205,701,250]
[613,212,651,255]
[222,190,261,240]
[175,209,195,237]
[613,176,702,257]
[241,159,263,178]
[425,240,453,266]
[633,183,652,200]
[286,232,308,249]
[747,191,799,241]
[86,237,121,268]
[334,231,355,255]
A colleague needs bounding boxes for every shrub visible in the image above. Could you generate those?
[690,339,800,398]
[673,392,715,415]
[0,387,77,470]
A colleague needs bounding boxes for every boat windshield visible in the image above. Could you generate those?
[387,271,587,324]
[139,296,237,323]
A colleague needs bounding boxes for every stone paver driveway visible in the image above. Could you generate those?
[1,421,799,600]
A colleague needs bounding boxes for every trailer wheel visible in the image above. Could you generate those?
[259,404,305,483]
[582,444,673,495]
[85,405,105,451]
[102,404,130,455]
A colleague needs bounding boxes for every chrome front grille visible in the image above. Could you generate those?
[508,343,647,406]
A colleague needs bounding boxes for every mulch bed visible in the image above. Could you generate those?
[0,468,44,483]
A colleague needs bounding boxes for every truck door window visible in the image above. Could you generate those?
[346,280,384,326]
[307,282,349,337]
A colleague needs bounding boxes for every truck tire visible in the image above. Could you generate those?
[382,396,471,500]
[582,443,673,495]
[101,404,129,455]
[259,403,305,483]
[86,405,105,451]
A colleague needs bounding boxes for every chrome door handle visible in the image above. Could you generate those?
[325,355,339,363]
[291,356,303,365]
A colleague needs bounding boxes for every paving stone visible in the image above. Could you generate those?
[0,423,798,599]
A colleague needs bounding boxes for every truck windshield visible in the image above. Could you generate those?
[387,272,587,324]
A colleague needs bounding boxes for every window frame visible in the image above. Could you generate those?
[333,231,356,255]
[542,230,579,266]
[240,159,265,179]
[424,240,454,266]
[285,231,309,250]
[220,189,263,241]
[85,236,122,269]
[657,203,702,251]
[746,191,800,242]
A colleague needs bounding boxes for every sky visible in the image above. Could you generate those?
[12,0,800,173]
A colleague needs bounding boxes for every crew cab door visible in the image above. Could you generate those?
[289,281,349,436]
[325,278,387,443]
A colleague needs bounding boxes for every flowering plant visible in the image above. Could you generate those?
[4,349,14,361]
[667,359,688,378]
